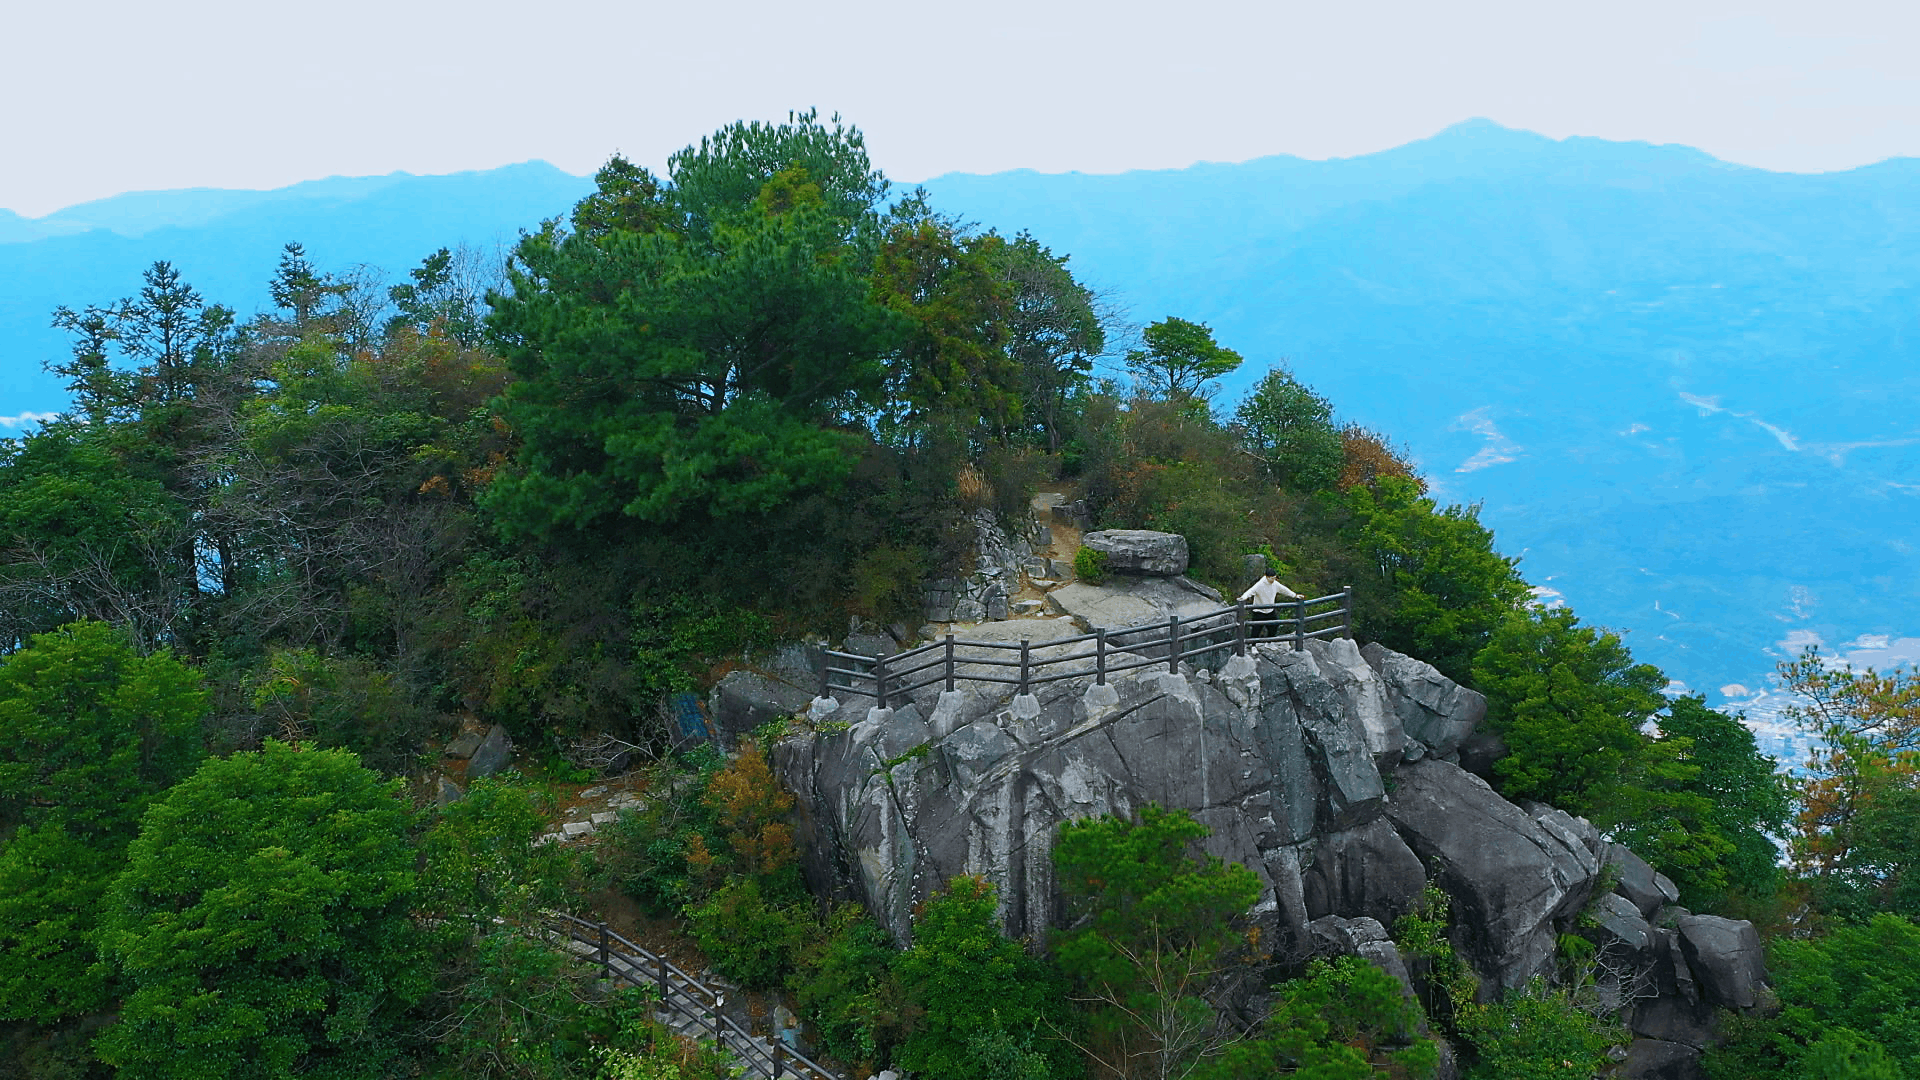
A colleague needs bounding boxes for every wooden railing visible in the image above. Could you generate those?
[822,587,1353,708]
[547,912,838,1080]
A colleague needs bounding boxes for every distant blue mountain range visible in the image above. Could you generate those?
[4,122,1915,724]
[0,162,595,413]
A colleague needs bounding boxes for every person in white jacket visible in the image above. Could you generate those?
[1237,573,1301,638]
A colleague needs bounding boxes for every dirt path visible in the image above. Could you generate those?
[1011,489,1084,617]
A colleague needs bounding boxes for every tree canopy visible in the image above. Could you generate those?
[1124,316,1243,404]
[96,741,429,1080]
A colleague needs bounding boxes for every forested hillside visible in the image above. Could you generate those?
[920,120,1920,726]
[1,112,1915,1080]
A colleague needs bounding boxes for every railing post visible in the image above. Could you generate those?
[1019,639,1031,698]
[656,952,667,998]
[873,655,888,709]
[1236,601,1248,655]
[944,634,956,692]
[597,921,610,979]
[1342,584,1353,639]
[1293,596,1307,651]
[1095,629,1107,686]
[773,1041,784,1077]
[1168,614,1180,673]
[817,648,829,698]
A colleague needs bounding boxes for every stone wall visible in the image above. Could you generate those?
[920,508,1041,624]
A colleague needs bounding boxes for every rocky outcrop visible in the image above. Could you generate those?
[1360,643,1485,761]
[1080,529,1190,576]
[921,509,1038,624]
[775,607,1770,1078]
[708,670,816,744]
[444,722,513,780]
[1384,763,1602,990]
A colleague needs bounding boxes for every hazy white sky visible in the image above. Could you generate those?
[5,0,1918,217]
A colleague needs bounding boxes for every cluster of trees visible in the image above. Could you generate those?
[0,107,1915,1077]
[0,622,739,1079]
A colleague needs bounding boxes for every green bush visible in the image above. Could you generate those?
[1073,545,1107,584]
[1051,805,1261,1078]
[894,876,1075,1080]
[683,879,809,990]
[593,761,721,912]
[1192,956,1437,1079]
[1706,914,1920,1079]
[788,904,908,1068]
[95,742,430,1080]
[247,646,431,775]
[1454,977,1625,1080]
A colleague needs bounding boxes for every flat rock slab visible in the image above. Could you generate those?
[1081,529,1189,576]
[1046,576,1226,634]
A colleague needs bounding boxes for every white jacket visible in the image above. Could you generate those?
[1237,578,1301,606]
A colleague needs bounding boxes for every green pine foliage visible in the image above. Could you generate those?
[1473,606,1669,816]
[1453,978,1626,1080]
[1706,914,1920,1079]
[1193,956,1438,1079]
[0,621,208,1026]
[1234,364,1344,493]
[1342,476,1531,684]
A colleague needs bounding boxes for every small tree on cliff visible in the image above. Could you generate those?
[1125,317,1243,406]
[894,875,1074,1079]
[1051,805,1263,1079]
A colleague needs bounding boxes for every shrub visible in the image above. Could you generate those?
[683,879,810,990]
[894,876,1075,1080]
[1052,805,1262,1077]
[1192,956,1437,1079]
[595,761,721,912]
[787,903,908,1068]
[1073,545,1108,584]
[247,647,431,775]
[687,742,798,891]
[1454,977,1625,1080]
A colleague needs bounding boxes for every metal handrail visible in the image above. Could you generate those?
[822,586,1354,706]
[546,912,839,1080]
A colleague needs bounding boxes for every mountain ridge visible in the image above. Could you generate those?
[3,122,1916,722]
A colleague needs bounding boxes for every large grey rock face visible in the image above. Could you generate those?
[775,626,1769,1075]
[709,670,815,744]
[1360,643,1486,760]
[784,638,1477,963]
[1081,529,1189,576]
[1384,759,1600,991]
[1675,916,1766,1010]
